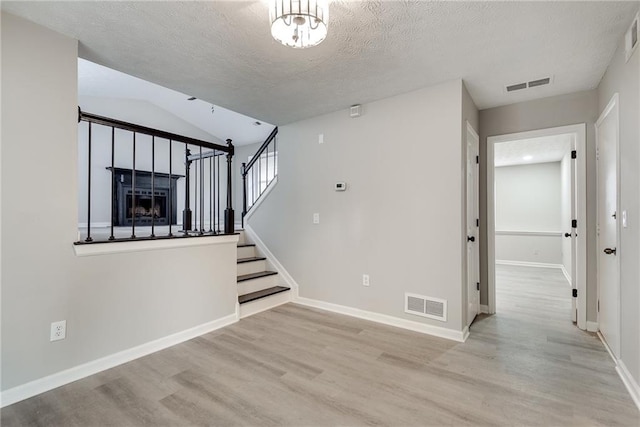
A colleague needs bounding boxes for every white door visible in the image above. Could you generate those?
[466,123,480,326]
[596,95,620,358]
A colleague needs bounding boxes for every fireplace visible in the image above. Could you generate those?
[108,168,182,227]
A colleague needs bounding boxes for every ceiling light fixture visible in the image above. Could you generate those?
[269,0,328,49]
[523,155,533,161]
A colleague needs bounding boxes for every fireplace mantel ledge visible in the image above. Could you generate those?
[73,234,239,257]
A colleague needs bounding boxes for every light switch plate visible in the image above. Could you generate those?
[622,210,628,228]
[319,134,324,144]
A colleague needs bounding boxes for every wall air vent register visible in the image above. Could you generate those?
[405,293,447,322]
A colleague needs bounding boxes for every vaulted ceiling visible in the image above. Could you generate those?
[2,1,638,125]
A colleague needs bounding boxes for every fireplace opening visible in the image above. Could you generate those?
[126,192,167,220]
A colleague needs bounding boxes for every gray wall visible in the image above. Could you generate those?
[249,80,469,332]
[1,13,237,391]
[494,162,563,265]
[479,90,599,319]
[597,20,640,385]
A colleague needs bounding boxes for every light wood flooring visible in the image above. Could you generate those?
[2,265,638,426]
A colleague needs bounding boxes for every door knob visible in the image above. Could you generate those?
[564,232,571,237]
[603,247,617,255]
[467,236,475,242]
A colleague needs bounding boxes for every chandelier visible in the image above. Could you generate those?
[269,0,329,49]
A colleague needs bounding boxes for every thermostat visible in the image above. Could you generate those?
[335,182,347,191]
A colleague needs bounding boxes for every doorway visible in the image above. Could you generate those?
[486,124,587,330]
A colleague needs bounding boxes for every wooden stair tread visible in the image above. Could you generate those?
[237,256,267,264]
[238,286,290,304]
[237,271,278,282]
[237,243,256,248]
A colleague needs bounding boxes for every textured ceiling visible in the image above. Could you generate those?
[494,134,573,167]
[79,59,274,146]
[2,1,638,125]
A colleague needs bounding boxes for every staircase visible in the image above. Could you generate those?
[237,230,291,318]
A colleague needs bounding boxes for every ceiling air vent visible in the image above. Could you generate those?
[625,12,639,62]
[505,76,553,93]
[528,77,551,88]
[506,82,527,92]
[405,293,447,322]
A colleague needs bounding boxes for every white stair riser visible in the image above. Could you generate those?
[239,290,291,319]
[237,245,256,259]
[238,275,280,295]
[237,260,267,276]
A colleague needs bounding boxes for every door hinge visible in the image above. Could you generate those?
[572,289,578,298]
[572,219,577,228]
[476,155,479,164]
[476,218,479,227]
[571,150,577,159]
[477,282,480,291]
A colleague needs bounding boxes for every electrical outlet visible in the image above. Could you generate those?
[313,213,320,224]
[362,274,370,287]
[50,320,66,342]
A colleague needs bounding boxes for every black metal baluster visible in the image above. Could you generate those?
[169,139,173,237]
[183,145,192,234]
[131,132,136,239]
[151,135,156,238]
[109,126,115,241]
[194,156,198,232]
[85,122,93,242]
[217,154,221,233]
[242,162,247,228]
[209,156,213,232]
[199,146,204,235]
[266,144,269,188]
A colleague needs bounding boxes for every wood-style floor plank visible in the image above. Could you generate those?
[2,264,638,426]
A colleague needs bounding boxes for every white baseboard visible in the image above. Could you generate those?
[560,265,572,286]
[295,297,467,342]
[617,359,640,411]
[244,224,300,299]
[480,304,490,314]
[496,260,564,269]
[0,313,237,408]
[586,321,599,332]
[597,332,640,411]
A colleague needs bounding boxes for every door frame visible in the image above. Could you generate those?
[595,93,621,356]
[486,124,587,330]
[466,121,480,327]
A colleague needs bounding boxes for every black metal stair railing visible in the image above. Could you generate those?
[76,107,235,244]
[241,127,278,227]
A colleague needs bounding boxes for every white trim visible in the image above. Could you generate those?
[586,321,599,332]
[495,230,562,237]
[597,332,640,411]
[487,124,587,329]
[479,304,490,314]
[73,234,238,257]
[0,313,237,408]
[560,265,572,285]
[243,176,278,223]
[461,326,470,342]
[78,222,111,228]
[496,260,564,269]
[244,224,300,299]
[617,360,640,411]
[294,297,467,342]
